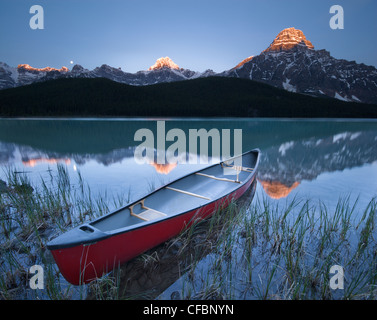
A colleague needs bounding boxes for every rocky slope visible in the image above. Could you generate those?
[1,27,376,104]
[225,27,377,104]
[0,57,216,89]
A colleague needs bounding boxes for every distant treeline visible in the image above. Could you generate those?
[0,76,376,118]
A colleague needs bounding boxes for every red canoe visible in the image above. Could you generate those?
[47,149,260,285]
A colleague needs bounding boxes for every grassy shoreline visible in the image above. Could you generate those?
[0,166,376,300]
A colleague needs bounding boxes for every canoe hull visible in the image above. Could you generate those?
[50,172,256,285]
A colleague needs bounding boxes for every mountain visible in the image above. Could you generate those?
[0,27,377,104]
[262,27,314,52]
[225,27,377,104]
[0,57,216,89]
[0,62,71,89]
[149,57,180,70]
[232,56,254,70]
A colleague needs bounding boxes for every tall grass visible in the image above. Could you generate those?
[0,165,122,299]
[166,194,377,300]
[0,166,376,300]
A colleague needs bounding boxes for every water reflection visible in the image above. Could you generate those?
[149,162,177,175]
[257,129,377,200]
[258,180,300,199]
[23,158,71,167]
[1,119,377,206]
[1,118,377,299]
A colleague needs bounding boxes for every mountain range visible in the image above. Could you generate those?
[0,27,377,105]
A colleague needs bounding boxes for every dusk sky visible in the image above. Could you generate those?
[1,0,376,73]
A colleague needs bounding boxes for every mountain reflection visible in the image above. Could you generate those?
[22,158,71,167]
[259,180,300,199]
[149,162,177,175]
[257,130,377,195]
[0,120,377,201]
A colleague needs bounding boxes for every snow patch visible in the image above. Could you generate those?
[334,92,349,102]
[350,132,361,140]
[282,78,297,93]
[279,141,294,156]
[333,132,348,143]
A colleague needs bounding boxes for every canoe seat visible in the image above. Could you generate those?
[129,199,167,222]
[221,162,254,173]
[166,186,211,200]
[196,172,242,184]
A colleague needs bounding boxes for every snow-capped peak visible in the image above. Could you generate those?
[17,64,69,73]
[148,57,180,71]
[263,27,314,53]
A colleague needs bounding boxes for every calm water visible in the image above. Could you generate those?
[1,118,377,299]
[1,118,377,212]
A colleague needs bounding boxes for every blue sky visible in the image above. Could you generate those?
[0,0,376,72]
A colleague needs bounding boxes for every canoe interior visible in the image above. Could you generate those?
[90,151,258,233]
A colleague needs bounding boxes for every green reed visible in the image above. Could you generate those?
[172,194,377,300]
[0,164,124,299]
[1,165,376,300]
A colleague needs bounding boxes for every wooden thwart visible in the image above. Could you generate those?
[221,163,254,173]
[196,172,242,184]
[129,199,167,221]
[166,186,211,201]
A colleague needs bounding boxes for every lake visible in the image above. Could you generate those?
[1,118,377,299]
[1,118,377,210]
